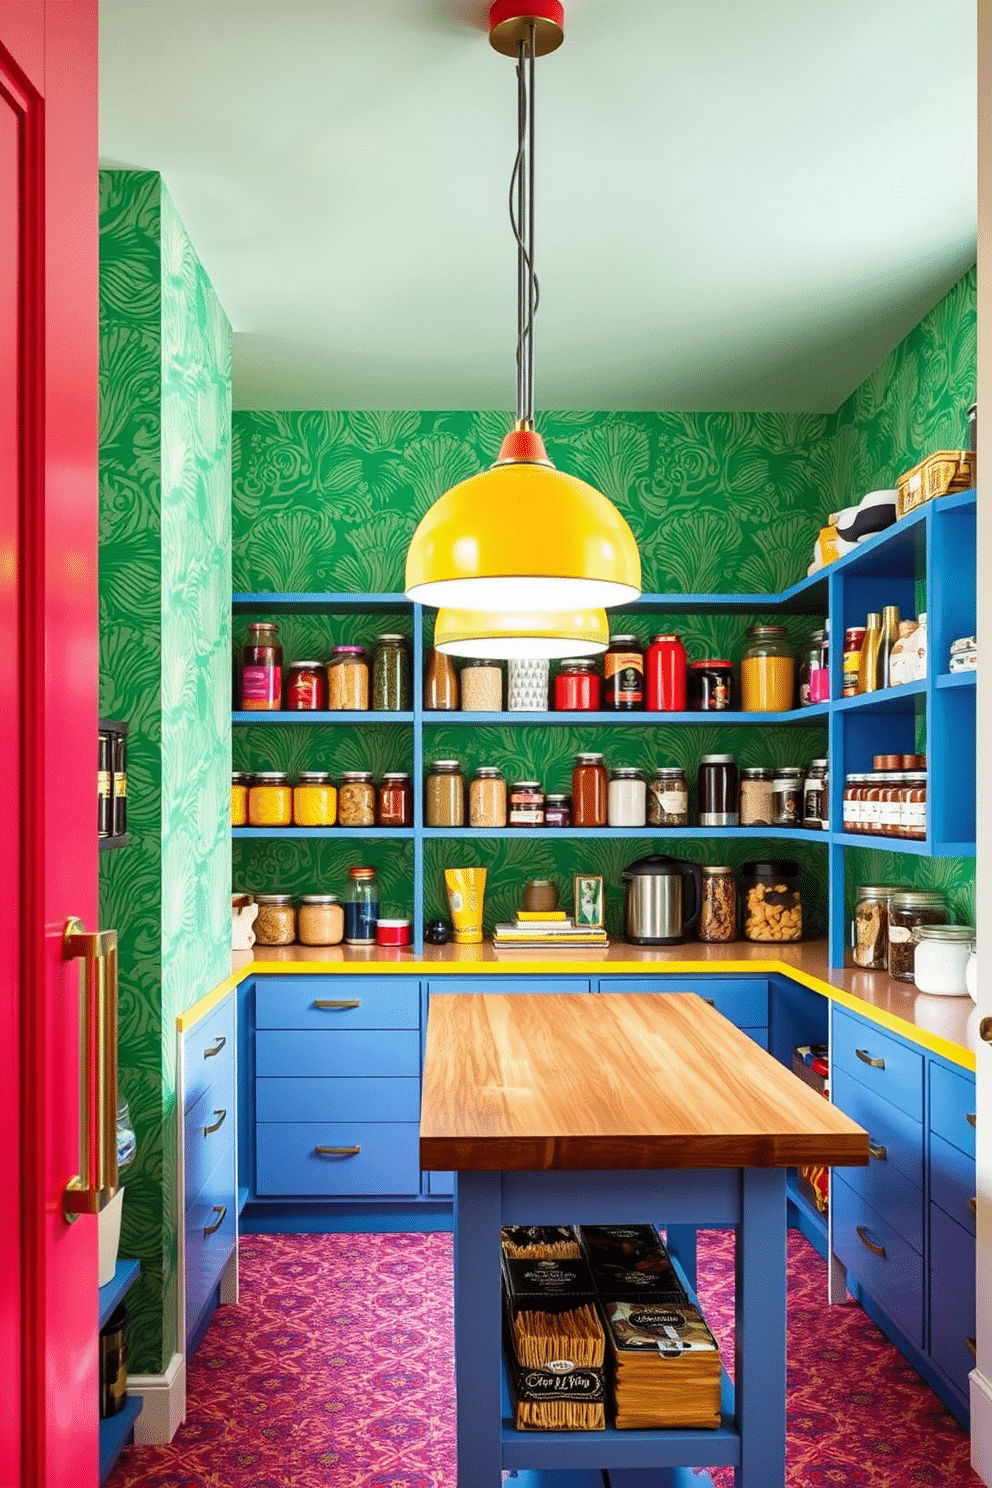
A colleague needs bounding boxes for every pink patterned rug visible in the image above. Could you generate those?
[107,1229,979,1487]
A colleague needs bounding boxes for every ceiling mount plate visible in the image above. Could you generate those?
[488,0,564,56]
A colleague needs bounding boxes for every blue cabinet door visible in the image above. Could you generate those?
[833,1173,923,1348]
[930,1131,976,1237]
[256,1122,421,1197]
[832,1008,923,1121]
[930,1062,976,1159]
[256,1028,420,1078]
[930,1203,976,1402]
[255,978,420,1029]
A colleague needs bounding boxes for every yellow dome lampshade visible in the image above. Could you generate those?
[405,426,641,612]
[434,605,609,659]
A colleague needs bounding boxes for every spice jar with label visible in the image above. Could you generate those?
[424,648,459,710]
[803,760,828,829]
[698,755,739,827]
[112,732,128,837]
[699,866,738,943]
[285,660,327,711]
[903,772,927,841]
[740,859,803,942]
[509,781,545,827]
[646,634,687,711]
[372,634,411,711]
[544,793,571,827]
[608,768,647,827]
[293,771,337,827]
[843,627,866,697]
[690,659,733,711]
[328,646,369,710]
[425,760,466,827]
[298,895,344,947]
[647,768,689,827]
[603,635,644,710]
[842,774,867,834]
[852,884,906,970]
[888,890,950,982]
[344,866,379,945]
[248,772,292,827]
[572,753,608,827]
[338,771,376,827]
[469,767,507,828]
[241,622,282,711]
[554,659,601,711]
[231,771,249,827]
[739,767,774,826]
[741,625,795,712]
[254,894,297,946]
[772,768,804,826]
[460,658,503,711]
[378,772,413,827]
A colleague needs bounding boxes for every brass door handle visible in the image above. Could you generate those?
[204,1036,226,1058]
[980,1017,992,1043]
[314,999,360,1010]
[868,1142,887,1160]
[856,1225,887,1259]
[967,1113,977,1128]
[203,1205,227,1237]
[63,918,119,1222]
[315,1145,361,1157]
[968,1336,977,1358]
[970,1197,977,1217]
[855,1048,885,1069]
[203,1109,227,1136]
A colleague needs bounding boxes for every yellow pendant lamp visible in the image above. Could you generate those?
[434,604,609,659]
[404,1,641,616]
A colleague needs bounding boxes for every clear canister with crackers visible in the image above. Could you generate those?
[739,859,802,943]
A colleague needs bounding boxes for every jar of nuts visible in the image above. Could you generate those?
[740,860,802,943]
[254,894,296,946]
[699,866,737,942]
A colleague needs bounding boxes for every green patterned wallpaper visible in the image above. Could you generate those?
[100,172,232,1375]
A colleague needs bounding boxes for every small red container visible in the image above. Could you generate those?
[285,660,327,711]
[646,634,687,711]
[376,918,412,948]
[554,659,601,711]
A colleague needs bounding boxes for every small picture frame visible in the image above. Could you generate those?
[573,874,605,929]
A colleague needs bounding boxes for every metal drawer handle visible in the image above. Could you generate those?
[315,999,361,1010]
[967,1112,977,1128]
[203,1205,227,1237]
[967,1336,977,1358]
[702,998,715,1007]
[868,1142,887,1161]
[856,1225,887,1259]
[203,1108,227,1136]
[970,1197,977,1217]
[204,1036,226,1058]
[315,1145,361,1157]
[855,1048,885,1069]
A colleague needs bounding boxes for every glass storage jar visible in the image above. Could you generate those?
[903,772,927,841]
[544,793,571,827]
[608,767,647,827]
[646,634,687,711]
[509,781,545,827]
[241,622,282,711]
[772,768,805,827]
[741,625,795,712]
[377,772,413,827]
[469,767,507,828]
[344,866,379,945]
[843,774,867,834]
[426,759,466,827]
[337,771,376,827]
[572,753,608,827]
[603,635,644,710]
[698,754,739,827]
[248,772,292,826]
[372,634,411,711]
[298,894,344,946]
[293,771,337,827]
[231,771,249,827]
[689,659,733,711]
[647,767,689,827]
[739,767,774,826]
[699,866,737,943]
[460,658,503,711]
[740,859,802,943]
[285,660,327,711]
[328,646,369,710]
[424,647,459,710]
[554,659,601,711]
[913,925,976,996]
[254,894,296,946]
[802,760,828,829]
[852,884,906,970]
[887,890,950,982]
[798,629,829,706]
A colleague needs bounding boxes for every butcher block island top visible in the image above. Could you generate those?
[420,992,868,1173]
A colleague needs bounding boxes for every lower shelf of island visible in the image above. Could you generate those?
[99,1258,143,1482]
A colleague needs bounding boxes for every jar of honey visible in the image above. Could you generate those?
[293,771,337,827]
[378,772,413,826]
[572,753,607,827]
[741,626,795,712]
[231,772,249,826]
[248,772,292,826]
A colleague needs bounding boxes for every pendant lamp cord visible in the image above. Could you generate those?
[509,25,539,425]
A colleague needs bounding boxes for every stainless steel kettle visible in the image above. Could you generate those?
[621,854,702,945]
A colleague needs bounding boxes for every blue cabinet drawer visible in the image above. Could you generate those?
[256,1028,420,1078]
[598,978,768,1029]
[427,1170,454,1196]
[256,1122,421,1196]
[831,1070,922,1253]
[185,1139,236,1344]
[930,1062,976,1159]
[833,1174,923,1348]
[256,1076,421,1124]
[930,1204,975,1401]
[832,1009,923,1121]
[183,997,235,1114]
[931,1132,976,1237]
[255,978,420,1030]
[427,978,589,995]
[185,1085,235,1206]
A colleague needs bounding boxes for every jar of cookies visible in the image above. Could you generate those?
[739,859,802,943]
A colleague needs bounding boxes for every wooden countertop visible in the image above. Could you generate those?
[420,992,869,1173]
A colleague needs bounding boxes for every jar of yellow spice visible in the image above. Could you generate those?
[231,772,249,826]
[293,771,337,827]
[248,772,292,827]
[741,626,795,712]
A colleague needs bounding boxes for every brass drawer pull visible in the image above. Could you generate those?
[62,919,120,1223]
[204,1036,227,1058]
[967,1336,977,1358]
[315,999,361,1010]
[203,1108,227,1136]
[316,1145,361,1157]
[856,1225,887,1259]
[967,1112,977,1128]
[855,1048,884,1069]
[969,1197,977,1217]
[203,1204,227,1237]
[868,1142,887,1161]
[702,998,715,1007]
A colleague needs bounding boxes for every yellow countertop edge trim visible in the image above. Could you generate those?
[176,970,242,1033]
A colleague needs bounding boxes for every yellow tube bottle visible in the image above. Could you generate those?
[444,867,487,945]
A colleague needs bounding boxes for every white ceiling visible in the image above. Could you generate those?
[98,0,977,412]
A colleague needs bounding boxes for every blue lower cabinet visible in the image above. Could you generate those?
[832,1173,923,1349]
[427,978,590,995]
[599,976,768,1030]
[185,1140,237,1344]
[255,977,420,1029]
[256,1121,421,1197]
[930,1132,976,1237]
[930,1061,976,1160]
[830,1069,923,1253]
[256,1028,420,1078]
[256,1075,421,1124]
[831,1008,923,1122]
[427,1170,454,1196]
[930,1203,976,1401]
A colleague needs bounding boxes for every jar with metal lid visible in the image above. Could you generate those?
[328,646,369,710]
[460,658,503,711]
[878,772,907,838]
[740,860,802,942]
[469,767,507,828]
[425,760,465,827]
[522,879,558,913]
[544,793,571,827]
[690,659,733,711]
[285,660,327,711]
[646,634,687,711]
[344,866,379,945]
[647,767,688,827]
[554,659,601,711]
[377,772,413,827]
[338,771,376,827]
[852,884,907,970]
[888,891,950,981]
[572,753,607,827]
[802,760,828,830]
[608,767,647,827]
[772,769,804,827]
[843,774,866,834]
[372,634,411,711]
[509,781,545,827]
[903,772,927,841]
[859,773,884,837]
[248,772,292,827]
[741,625,795,712]
[798,630,829,707]
[231,771,249,827]
[914,925,976,996]
[424,647,459,710]
[298,894,344,947]
[293,771,338,827]
[739,767,774,826]
[699,866,738,943]
[698,755,739,827]
[603,635,644,710]
[254,894,296,946]
[241,622,282,711]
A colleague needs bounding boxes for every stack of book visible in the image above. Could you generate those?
[492,910,608,949]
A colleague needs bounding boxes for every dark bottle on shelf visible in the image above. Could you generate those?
[112,731,127,837]
[98,731,111,837]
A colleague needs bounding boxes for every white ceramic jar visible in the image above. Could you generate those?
[608,767,647,827]
[913,923,975,997]
[507,657,550,711]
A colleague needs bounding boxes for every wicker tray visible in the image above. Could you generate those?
[896,450,974,518]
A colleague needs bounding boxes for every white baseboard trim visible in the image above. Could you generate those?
[128,1352,186,1444]
[971,1368,992,1484]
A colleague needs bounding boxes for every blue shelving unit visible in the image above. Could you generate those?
[233,492,976,965]
[98,1258,140,1329]
[98,1259,142,1482]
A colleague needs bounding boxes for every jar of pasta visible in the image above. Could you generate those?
[469,767,507,828]
[378,772,413,827]
[254,894,296,946]
[328,646,369,710]
[231,772,249,827]
[293,771,337,827]
[426,760,466,827]
[338,771,376,827]
[248,772,292,827]
[298,895,344,946]
[741,626,795,712]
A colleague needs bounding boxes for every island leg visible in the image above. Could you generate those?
[735,1166,787,1487]
[453,1170,504,1486]
[665,1224,698,1292]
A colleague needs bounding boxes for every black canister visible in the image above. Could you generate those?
[698,754,739,827]
[112,731,127,837]
[98,732,112,837]
[100,1303,128,1419]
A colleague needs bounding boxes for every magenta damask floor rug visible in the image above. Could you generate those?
[108,1229,979,1488]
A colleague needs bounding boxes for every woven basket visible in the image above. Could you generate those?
[896,450,974,518]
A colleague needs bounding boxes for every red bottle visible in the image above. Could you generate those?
[646,634,687,711]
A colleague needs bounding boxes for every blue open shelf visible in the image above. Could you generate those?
[100,1395,143,1482]
[98,1258,141,1329]
[233,709,414,724]
[423,705,829,725]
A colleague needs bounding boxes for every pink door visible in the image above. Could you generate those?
[0,4,100,1485]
